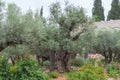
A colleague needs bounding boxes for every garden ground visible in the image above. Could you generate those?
[52,74,120,80]
[52,74,66,80]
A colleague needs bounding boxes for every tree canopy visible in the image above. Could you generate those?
[91,30,120,63]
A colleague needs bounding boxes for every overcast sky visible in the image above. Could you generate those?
[3,0,112,19]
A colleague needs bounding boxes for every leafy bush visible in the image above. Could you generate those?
[49,71,59,78]
[0,56,10,80]
[43,60,50,67]
[98,58,105,67]
[71,58,84,67]
[68,64,108,80]
[9,58,50,80]
[0,56,49,80]
[84,58,95,65]
[106,63,120,77]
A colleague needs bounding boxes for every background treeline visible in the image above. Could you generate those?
[92,0,120,21]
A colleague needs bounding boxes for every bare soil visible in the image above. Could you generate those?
[52,74,67,80]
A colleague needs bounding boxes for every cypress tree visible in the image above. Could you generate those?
[107,0,120,20]
[92,0,105,21]
[40,6,43,16]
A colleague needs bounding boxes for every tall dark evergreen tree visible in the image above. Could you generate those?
[40,6,43,16]
[107,0,120,20]
[92,0,105,21]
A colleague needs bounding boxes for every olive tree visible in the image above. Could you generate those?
[0,3,29,65]
[23,9,47,65]
[92,30,120,63]
[48,2,91,72]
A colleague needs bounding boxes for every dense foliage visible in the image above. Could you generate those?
[68,64,108,80]
[0,56,49,80]
[0,56,10,80]
[106,62,120,77]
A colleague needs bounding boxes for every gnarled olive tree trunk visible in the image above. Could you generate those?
[50,50,71,72]
[49,51,56,72]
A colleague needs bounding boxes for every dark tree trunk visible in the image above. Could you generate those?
[0,47,4,52]
[56,50,71,72]
[36,53,41,65]
[71,53,76,59]
[10,56,15,65]
[49,49,71,72]
[118,54,120,61]
[108,50,113,63]
[50,51,56,72]
[21,55,24,59]
[15,54,21,62]
[103,52,110,65]
[103,51,113,64]
[84,53,88,59]
[62,50,71,72]
[56,59,62,72]
[114,53,120,62]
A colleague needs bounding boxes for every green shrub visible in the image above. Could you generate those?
[84,58,95,65]
[71,58,84,67]
[68,64,108,80]
[49,71,59,78]
[106,63,120,77]
[0,56,10,80]
[9,58,50,80]
[0,55,50,80]
[43,60,50,67]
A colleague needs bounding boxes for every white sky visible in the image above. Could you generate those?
[2,0,112,19]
